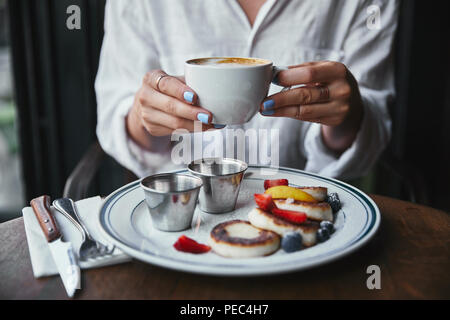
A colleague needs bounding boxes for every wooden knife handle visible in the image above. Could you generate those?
[30,195,61,242]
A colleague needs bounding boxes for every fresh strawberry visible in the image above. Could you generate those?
[271,208,307,225]
[254,193,275,211]
[264,179,289,190]
[173,235,211,254]
[255,193,307,225]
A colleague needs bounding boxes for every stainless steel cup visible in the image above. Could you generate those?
[188,158,248,214]
[140,173,203,232]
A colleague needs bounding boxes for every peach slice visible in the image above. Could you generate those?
[265,186,317,203]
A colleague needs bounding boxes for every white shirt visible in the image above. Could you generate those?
[95,0,399,179]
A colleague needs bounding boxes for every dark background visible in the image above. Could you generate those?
[6,0,450,215]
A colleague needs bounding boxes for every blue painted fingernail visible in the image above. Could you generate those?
[184,91,194,103]
[214,124,226,129]
[261,109,275,116]
[263,100,275,110]
[197,113,210,124]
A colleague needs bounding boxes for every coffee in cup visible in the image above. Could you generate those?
[185,57,282,125]
[189,57,269,67]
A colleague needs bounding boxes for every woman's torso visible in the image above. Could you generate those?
[139,0,355,169]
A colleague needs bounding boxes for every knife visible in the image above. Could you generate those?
[30,195,80,298]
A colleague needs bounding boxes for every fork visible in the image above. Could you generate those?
[53,198,115,260]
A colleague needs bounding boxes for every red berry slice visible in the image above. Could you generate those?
[173,235,211,254]
[255,193,307,225]
[271,208,307,225]
[264,179,289,190]
[254,193,275,211]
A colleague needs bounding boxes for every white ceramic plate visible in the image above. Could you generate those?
[97,166,380,276]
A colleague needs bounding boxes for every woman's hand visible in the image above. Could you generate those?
[260,61,364,153]
[127,70,214,149]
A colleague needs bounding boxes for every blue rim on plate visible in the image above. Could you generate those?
[97,165,381,276]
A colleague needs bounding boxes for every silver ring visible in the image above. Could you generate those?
[319,85,330,102]
[155,74,168,91]
[295,105,301,120]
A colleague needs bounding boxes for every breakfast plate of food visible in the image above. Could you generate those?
[97,165,380,276]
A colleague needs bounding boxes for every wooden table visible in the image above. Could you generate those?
[1,195,449,300]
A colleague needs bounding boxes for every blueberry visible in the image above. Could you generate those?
[320,221,334,234]
[281,232,303,253]
[326,193,341,213]
[316,228,330,243]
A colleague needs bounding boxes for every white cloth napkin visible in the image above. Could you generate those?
[22,196,132,278]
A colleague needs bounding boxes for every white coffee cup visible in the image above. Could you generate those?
[185,57,284,125]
